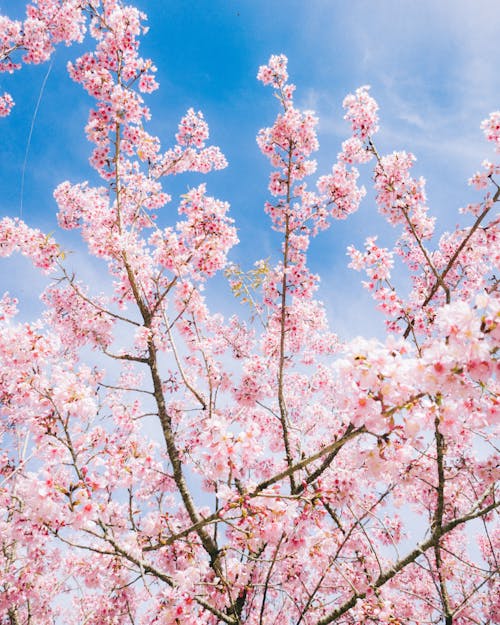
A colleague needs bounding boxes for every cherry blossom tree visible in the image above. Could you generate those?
[1,2,499,624]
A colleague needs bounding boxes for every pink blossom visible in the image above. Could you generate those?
[481,110,500,152]
[176,108,209,148]
[257,53,289,87]
[317,161,366,218]
[343,85,379,139]
[0,292,18,321]
[0,92,14,116]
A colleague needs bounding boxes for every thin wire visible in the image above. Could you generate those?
[20,55,55,218]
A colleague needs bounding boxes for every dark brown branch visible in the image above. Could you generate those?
[433,416,453,625]
[277,140,297,493]
[259,534,285,625]
[102,349,148,364]
[146,339,220,565]
[293,424,355,495]
[404,186,499,338]
[144,425,365,552]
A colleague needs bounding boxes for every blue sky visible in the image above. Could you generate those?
[1,0,499,338]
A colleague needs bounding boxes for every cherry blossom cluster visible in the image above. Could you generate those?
[0,1,86,114]
[342,85,379,139]
[257,106,319,194]
[0,92,13,117]
[374,151,435,238]
[317,162,366,219]
[153,108,228,177]
[347,237,408,323]
[0,292,18,321]
[257,53,289,88]
[67,2,158,180]
[176,108,210,148]
[468,159,500,190]
[338,136,373,164]
[176,184,238,280]
[42,282,115,349]
[348,235,395,285]
[0,216,60,270]
[481,110,500,152]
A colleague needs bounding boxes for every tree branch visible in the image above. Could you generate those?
[316,493,499,625]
